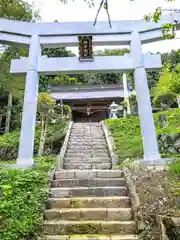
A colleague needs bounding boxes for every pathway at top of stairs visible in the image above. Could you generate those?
[42,122,138,240]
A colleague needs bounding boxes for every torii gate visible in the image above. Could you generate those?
[1,13,180,167]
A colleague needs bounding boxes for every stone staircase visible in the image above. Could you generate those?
[42,122,138,240]
[63,123,111,170]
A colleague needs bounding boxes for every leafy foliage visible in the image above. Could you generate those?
[49,75,79,86]
[0,0,39,20]
[0,120,67,160]
[152,64,180,108]
[0,156,56,240]
[38,93,56,118]
[37,93,56,156]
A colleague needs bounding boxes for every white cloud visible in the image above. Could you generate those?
[28,0,180,54]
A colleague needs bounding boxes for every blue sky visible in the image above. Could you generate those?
[28,0,180,54]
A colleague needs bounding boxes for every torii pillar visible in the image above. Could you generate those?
[130,30,161,163]
[17,34,41,166]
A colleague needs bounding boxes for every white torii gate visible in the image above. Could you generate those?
[1,13,180,167]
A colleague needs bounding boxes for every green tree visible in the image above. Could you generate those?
[0,0,38,132]
[0,47,28,132]
[79,48,131,85]
[37,92,56,156]
[151,65,177,108]
[0,0,39,20]
[170,64,180,94]
[39,47,76,90]
[49,75,78,86]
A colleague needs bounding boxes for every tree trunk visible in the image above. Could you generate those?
[38,117,45,156]
[0,115,3,131]
[38,117,49,156]
[5,91,12,133]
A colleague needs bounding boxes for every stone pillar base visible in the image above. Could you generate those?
[135,158,173,168]
[16,157,34,166]
[0,163,35,169]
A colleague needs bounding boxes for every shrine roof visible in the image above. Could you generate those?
[48,84,135,100]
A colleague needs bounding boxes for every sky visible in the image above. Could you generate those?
[27,0,180,54]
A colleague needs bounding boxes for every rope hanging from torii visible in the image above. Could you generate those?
[93,0,112,28]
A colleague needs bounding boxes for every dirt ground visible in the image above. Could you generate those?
[127,165,180,239]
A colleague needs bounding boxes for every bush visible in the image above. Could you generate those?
[105,108,180,160]
[0,120,67,161]
[0,156,56,240]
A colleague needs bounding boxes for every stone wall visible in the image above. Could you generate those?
[157,133,180,154]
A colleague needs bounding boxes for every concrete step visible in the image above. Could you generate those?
[55,170,124,180]
[43,220,136,235]
[51,178,126,188]
[47,196,131,209]
[51,186,127,198]
[44,208,132,221]
[63,163,111,170]
[41,235,138,240]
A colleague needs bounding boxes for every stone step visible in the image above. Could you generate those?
[70,135,104,138]
[65,153,109,158]
[69,137,105,141]
[63,163,111,168]
[66,150,109,154]
[41,235,138,240]
[43,220,136,235]
[68,143,107,151]
[70,136,105,140]
[72,124,100,125]
[47,196,131,209]
[71,128,102,131]
[69,140,105,143]
[72,124,101,126]
[55,170,124,180]
[44,208,132,221]
[51,186,127,198]
[64,158,110,163]
[51,178,126,188]
[63,163,111,170]
[71,129,102,132]
[72,126,101,128]
[72,127,101,130]
[68,142,107,147]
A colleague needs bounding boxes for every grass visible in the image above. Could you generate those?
[105,108,180,160]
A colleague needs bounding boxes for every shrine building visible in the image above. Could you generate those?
[48,83,135,122]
